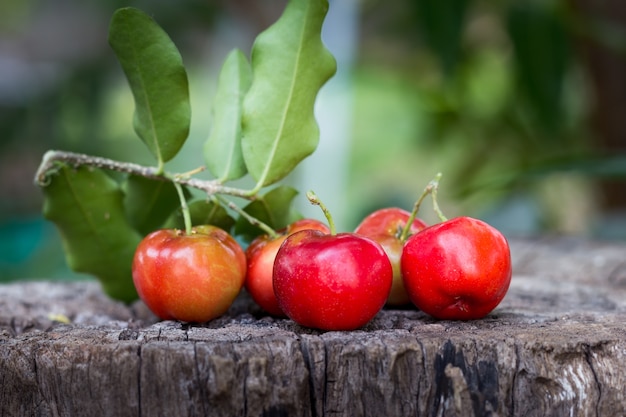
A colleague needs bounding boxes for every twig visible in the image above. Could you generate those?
[34,150,254,199]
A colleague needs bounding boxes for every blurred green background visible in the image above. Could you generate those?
[1,0,625,282]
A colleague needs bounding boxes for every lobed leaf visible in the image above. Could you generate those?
[41,164,142,303]
[108,7,191,167]
[241,0,337,189]
[204,49,252,182]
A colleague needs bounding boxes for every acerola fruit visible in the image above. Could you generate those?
[273,229,393,330]
[132,225,246,323]
[354,207,427,305]
[401,217,512,320]
[245,219,330,316]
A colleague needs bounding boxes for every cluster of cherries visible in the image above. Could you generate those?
[132,181,512,331]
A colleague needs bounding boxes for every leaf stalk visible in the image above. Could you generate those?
[214,195,279,239]
[172,181,192,235]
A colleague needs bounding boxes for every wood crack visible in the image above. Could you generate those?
[584,344,602,417]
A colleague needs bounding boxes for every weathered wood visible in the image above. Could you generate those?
[1,237,626,417]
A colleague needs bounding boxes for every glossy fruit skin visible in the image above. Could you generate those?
[354,207,426,238]
[354,208,427,305]
[401,217,511,320]
[273,229,393,331]
[132,225,246,323]
[245,219,330,316]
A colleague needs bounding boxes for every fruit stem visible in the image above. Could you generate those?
[399,172,444,241]
[306,191,335,235]
[214,195,279,239]
[173,181,192,235]
[430,173,448,223]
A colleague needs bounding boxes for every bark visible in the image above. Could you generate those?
[1,237,626,417]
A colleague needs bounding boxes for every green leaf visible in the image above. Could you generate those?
[163,200,235,232]
[412,0,469,76]
[204,49,252,182]
[456,153,626,198]
[234,186,300,240]
[108,7,191,167]
[123,175,187,235]
[241,0,336,189]
[41,164,142,303]
[507,3,570,132]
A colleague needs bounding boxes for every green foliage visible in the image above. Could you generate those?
[382,0,587,207]
[412,0,469,76]
[234,186,301,241]
[108,7,191,169]
[241,0,337,190]
[41,164,142,302]
[204,49,252,182]
[164,200,235,232]
[507,3,570,133]
[36,0,335,301]
[123,175,187,236]
[470,153,626,192]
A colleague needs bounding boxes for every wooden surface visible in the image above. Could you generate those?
[1,237,626,417]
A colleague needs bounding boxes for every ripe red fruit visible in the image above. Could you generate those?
[273,229,393,331]
[354,207,426,238]
[245,219,330,316]
[400,217,512,320]
[354,207,427,305]
[132,225,246,323]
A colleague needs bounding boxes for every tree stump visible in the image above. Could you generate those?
[1,237,626,417]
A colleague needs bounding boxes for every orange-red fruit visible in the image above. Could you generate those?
[132,225,246,323]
